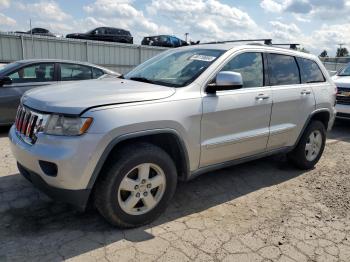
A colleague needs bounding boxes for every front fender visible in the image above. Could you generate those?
[86,128,191,189]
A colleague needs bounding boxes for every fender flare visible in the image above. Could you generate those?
[294,108,331,147]
[86,128,191,189]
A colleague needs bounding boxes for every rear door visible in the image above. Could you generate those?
[266,53,316,150]
[0,62,56,124]
[200,51,273,167]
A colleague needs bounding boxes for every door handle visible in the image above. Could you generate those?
[301,90,311,95]
[255,94,270,100]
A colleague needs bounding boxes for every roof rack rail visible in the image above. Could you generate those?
[202,39,272,45]
[271,43,300,50]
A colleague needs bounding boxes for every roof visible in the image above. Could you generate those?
[176,42,317,60]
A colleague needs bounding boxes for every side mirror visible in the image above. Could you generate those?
[0,76,12,87]
[206,71,243,93]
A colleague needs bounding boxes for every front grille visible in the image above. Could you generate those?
[15,105,46,145]
[336,87,350,105]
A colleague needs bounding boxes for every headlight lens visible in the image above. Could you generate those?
[44,115,93,136]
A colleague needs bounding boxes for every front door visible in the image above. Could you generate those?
[200,52,273,167]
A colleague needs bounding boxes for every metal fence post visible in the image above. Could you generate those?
[20,35,25,60]
[139,45,142,64]
[86,41,89,62]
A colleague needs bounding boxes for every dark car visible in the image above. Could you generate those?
[141,35,190,48]
[15,28,56,37]
[66,27,133,44]
[0,59,120,126]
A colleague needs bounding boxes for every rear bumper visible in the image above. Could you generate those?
[17,163,90,211]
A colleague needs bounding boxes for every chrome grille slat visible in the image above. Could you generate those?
[26,114,35,137]
[14,105,45,145]
[21,111,30,134]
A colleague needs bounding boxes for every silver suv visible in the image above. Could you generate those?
[9,43,336,228]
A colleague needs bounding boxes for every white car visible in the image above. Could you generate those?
[332,63,350,118]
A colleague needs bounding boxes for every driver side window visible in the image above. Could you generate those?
[8,63,55,84]
[221,52,264,88]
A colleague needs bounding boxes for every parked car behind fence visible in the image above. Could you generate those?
[142,35,189,48]
[14,28,57,37]
[66,27,133,44]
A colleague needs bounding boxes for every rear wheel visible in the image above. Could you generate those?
[94,143,177,228]
[288,120,326,170]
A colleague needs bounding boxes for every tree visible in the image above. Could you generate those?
[297,47,310,53]
[319,50,328,57]
[336,47,349,57]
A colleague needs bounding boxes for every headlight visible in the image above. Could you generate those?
[44,115,93,136]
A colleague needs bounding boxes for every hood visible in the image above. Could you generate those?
[332,75,350,88]
[22,78,176,115]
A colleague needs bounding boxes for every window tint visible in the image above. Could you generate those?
[60,64,92,81]
[8,63,54,83]
[92,68,104,79]
[221,52,264,88]
[297,58,325,83]
[268,54,300,86]
[170,37,180,47]
[94,28,105,35]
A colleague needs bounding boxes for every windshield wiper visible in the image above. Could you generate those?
[129,77,154,84]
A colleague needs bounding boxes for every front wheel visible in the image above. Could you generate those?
[94,143,177,228]
[288,120,326,170]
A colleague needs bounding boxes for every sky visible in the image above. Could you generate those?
[0,0,349,56]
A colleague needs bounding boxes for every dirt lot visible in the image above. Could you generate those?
[0,120,350,262]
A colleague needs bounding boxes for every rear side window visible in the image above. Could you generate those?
[221,52,264,88]
[268,54,300,86]
[60,63,92,81]
[93,68,104,79]
[297,57,325,83]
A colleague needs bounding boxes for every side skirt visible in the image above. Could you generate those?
[188,146,293,181]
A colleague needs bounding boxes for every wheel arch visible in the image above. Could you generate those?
[294,109,330,147]
[87,129,191,190]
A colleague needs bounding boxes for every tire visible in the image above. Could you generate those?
[288,120,326,170]
[94,143,177,228]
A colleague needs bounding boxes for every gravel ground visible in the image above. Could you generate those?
[0,120,349,262]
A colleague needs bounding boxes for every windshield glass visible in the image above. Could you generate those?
[338,63,350,76]
[125,48,225,87]
[0,62,20,75]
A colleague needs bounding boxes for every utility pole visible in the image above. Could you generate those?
[185,33,189,43]
[337,43,346,58]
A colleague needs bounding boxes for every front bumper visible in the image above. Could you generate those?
[17,163,90,210]
[9,125,105,209]
[336,104,350,119]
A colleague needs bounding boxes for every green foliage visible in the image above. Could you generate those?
[336,47,349,57]
[319,50,328,57]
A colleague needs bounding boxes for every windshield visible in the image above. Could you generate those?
[125,48,225,87]
[338,63,350,76]
[0,62,20,75]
